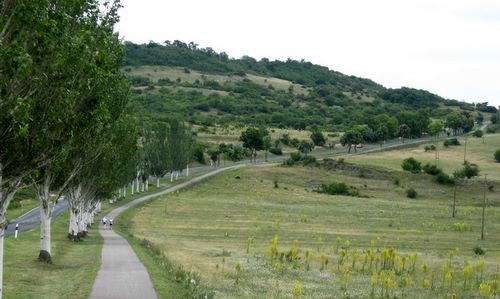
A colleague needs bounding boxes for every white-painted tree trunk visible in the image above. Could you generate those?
[156,177,160,188]
[35,174,55,262]
[145,179,149,191]
[131,181,134,194]
[136,178,140,193]
[170,172,174,182]
[141,182,145,192]
[123,186,127,197]
[175,172,179,180]
[39,209,51,256]
[186,164,189,176]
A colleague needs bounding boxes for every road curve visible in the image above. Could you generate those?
[89,165,242,299]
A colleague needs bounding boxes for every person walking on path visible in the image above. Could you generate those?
[102,217,107,230]
[109,218,113,229]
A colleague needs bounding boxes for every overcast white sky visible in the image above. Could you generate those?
[116,0,500,106]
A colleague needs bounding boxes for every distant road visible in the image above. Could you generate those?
[5,200,68,237]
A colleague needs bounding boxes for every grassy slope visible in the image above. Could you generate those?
[119,163,499,298]
[124,65,310,95]
[347,133,500,182]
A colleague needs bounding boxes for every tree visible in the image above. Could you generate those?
[297,140,314,156]
[310,130,326,146]
[263,136,272,162]
[340,127,363,153]
[399,124,411,143]
[240,128,264,162]
[0,0,127,285]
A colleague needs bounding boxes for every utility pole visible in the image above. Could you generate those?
[480,175,487,240]
[452,185,457,218]
[463,136,467,164]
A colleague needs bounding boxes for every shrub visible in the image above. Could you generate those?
[436,172,455,185]
[318,182,359,197]
[472,130,483,138]
[424,145,436,151]
[394,178,400,186]
[454,161,480,179]
[402,157,421,173]
[423,163,441,175]
[444,138,460,147]
[290,152,302,162]
[406,188,417,198]
[269,147,283,155]
[302,155,317,166]
[473,245,485,255]
[494,149,500,162]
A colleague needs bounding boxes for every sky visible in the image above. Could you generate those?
[116,0,500,107]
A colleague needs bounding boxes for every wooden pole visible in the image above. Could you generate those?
[452,185,457,218]
[480,175,487,240]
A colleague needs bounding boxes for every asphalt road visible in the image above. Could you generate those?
[5,200,69,237]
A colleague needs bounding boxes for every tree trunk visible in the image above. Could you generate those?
[145,179,149,191]
[156,177,160,188]
[39,208,52,263]
[186,164,189,176]
[170,172,174,182]
[175,172,179,180]
[123,186,126,197]
[131,181,134,195]
[136,177,140,193]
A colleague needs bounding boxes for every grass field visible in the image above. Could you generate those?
[347,133,500,182]
[118,162,500,298]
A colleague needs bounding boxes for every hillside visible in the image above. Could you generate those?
[123,41,496,133]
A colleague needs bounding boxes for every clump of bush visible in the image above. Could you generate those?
[472,129,483,138]
[422,163,441,175]
[486,124,500,133]
[454,161,480,179]
[302,155,317,166]
[406,188,417,198]
[317,182,360,197]
[269,147,283,155]
[424,144,436,151]
[443,138,460,147]
[436,171,455,185]
[283,152,317,166]
[401,157,421,173]
[473,245,486,256]
[494,149,500,162]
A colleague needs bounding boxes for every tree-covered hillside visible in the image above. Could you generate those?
[123,41,496,133]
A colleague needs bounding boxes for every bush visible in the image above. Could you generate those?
[406,188,417,198]
[318,182,359,197]
[401,157,421,173]
[436,171,455,185]
[472,130,483,138]
[302,155,317,166]
[424,144,436,151]
[494,149,500,162]
[290,152,302,162]
[486,124,500,133]
[423,163,441,175]
[444,138,460,147]
[454,161,480,179]
[473,245,485,256]
[269,147,283,155]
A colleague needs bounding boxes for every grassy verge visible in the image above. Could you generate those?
[3,213,102,299]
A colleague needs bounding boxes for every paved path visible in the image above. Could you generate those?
[89,166,241,299]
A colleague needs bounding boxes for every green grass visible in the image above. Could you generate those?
[120,163,499,298]
[3,171,210,299]
[347,133,500,182]
[3,213,102,299]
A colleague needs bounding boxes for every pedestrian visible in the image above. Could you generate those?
[102,217,107,229]
[109,218,113,229]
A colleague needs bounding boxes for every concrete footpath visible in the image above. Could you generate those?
[89,166,240,299]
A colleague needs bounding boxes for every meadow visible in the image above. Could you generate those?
[116,158,500,298]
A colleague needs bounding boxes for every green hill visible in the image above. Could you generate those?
[123,41,495,134]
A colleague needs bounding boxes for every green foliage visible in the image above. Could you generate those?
[473,246,485,256]
[318,182,360,197]
[454,162,479,179]
[422,163,441,175]
[302,156,317,166]
[310,130,326,146]
[472,130,483,138]
[406,188,417,198]
[297,140,314,155]
[401,158,422,173]
[494,149,500,162]
[269,147,283,155]
[424,145,436,151]
[435,172,455,185]
[444,138,461,147]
